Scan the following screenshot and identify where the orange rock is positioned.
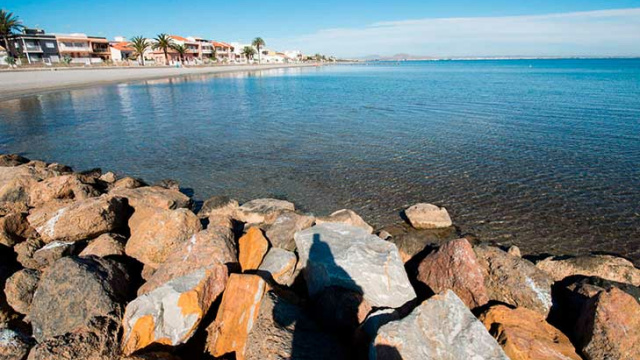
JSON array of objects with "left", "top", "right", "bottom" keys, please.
[
  {"left": 479, "top": 305, "right": 581, "bottom": 360},
  {"left": 28, "top": 174, "right": 100, "bottom": 208},
  {"left": 206, "top": 274, "right": 267, "bottom": 360},
  {"left": 238, "top": 227, "right": 269, "bottom": 271}
]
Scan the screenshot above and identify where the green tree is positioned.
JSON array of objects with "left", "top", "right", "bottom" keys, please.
[
  {"left": 153, "top": 33, "right": 174, "bottom": 65},
  {"left": 129, "top": 36, "right": 149, "bottom": 66},
  {"left": 251, "top": 37, "right": 265, "bottom": 64},
  {"left": 0, "top": 10, "right": 24, "bottom": 58},
  {"left": 4, "top": 56, "right": 15, "bottom": 67},
  {"left": 61, "top": 55, "right": 72, "bottom": 65},
  {"left": 241, "top": 46, "right": 256, "bottom": 62},
  {"left": 171, "top": 43, "right": 187, "bottom": 64}
]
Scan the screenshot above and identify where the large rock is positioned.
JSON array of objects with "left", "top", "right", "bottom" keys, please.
[
  {"left": 28, "top": 196, "right": 128, "bottom": 243},
  {"left": 0, "top": 328, "right": 32, "bottom": 360},
  {"left": 475, "top": 244, "right": 554, "bottom": 315},
  {"left": 313, "top": 286, "right": 372, "bottom": 335},
  {"left": 404, "top": 203, "right": 452, "bottom": 229},
  {"left": 258, "top": 248, "right": 298, "bottom": 286},
  {"left": 0, "top": 212, "right": 35, "bottom": 247},
  {"left": 4, "top": 268, "right": 40, "bottom": 314},
  {"left": 294, "top": 223, "right": 416, "bottom": 308},
  {"left": 235, "top": 198, "right": 295, "bottom": 225},
  {"left": 32, "top": 241, "right": 79, "bottom": 269},
  {"left": 206, "top": 274, "right": 267, "bottom": 360},
  {"left": 316, "top": 209, "right": 373, "bottom": 233},
  {"left": 536, "top": 254, "right": 640, "bottom": 286},
  {"left": 576, "top": 287, "right": 640, "bottom": 360},
  {"left": 122, "top": 267, "right": 228, "bottom": 355},
  {"left": 238, "top": 227, "right": 269, "bottom": 271},
  {"left": 197, "top": 195, "right": 238, "bottom": 219},
  {"left": 380, "top": 222, "right": 459, "bottom": 263},
  {"left": 266, "top": 212, "right": 315, "bottom": 251},
  {"left": 370, "top": 290, "right": 508, "bottom": 360},
  {"left": 244, "top": 291, "right": 348, "bottom": 360},
  {"left": 79, "top": 233, "right": 127, "bottom": 258},
  {"left": 0, "top": 154, "right": 29, "bottom": 167},
  {"left": 111, "top": 186, "right": 191, "bottom": 211},
  {"left": 28, "top": 174, "right": 100, "bottom": 208},
  {"left": 29, "top": 256, "right": 131, "bottom": 341},
  {"left": 479, "top": 305, "right": 581, "bottom": 360},
  {"left": 125, "top": 207, "right": 201, "bottom": 269},
  {"left": 416, "top": 238, "right": 489, "bottom": 309}
]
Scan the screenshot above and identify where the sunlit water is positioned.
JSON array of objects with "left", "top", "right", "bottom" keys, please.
[{"left": 1, "top": 60, "right": 639, "bottom": 263}]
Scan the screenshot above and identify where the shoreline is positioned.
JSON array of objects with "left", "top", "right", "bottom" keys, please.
[{"left": 0, "top": 63, "right": 322, "bottom": 101}]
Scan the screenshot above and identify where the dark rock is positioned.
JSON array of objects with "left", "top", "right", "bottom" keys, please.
[
  {"left": 198, "top": 195, "right": 238, "bottom": 219},
  {"left": 380, "top": 222, "right": 459, "bottom": 263},
  {"left": 0, "top": 154, "right": 30, "bottom": 167},
  {"left": 0, "top": 212, "right": 35, "bottom": 247},
  {"left": 266, "top": 211, "right": 315, "bottom": 251},
  {"left": 312, "top": 286, "right": 372, "bottom": 336},
  {"left": 32, "top": 241, "right": 80, "bottom": 269},
  {"left": 153, "top": 179, "right": 179, "bottom": 190},
  {"left": 14, "top": 238, "right": 45, "bottom": 270}
]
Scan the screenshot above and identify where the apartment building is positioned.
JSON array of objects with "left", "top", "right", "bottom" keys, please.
[
  {"left": 10, "top": 28, "right": 60, "bottom": 64},
  {"left": 55, "top": 33, "right": 111, "bottom": 64},
  {"left": 188, "top": 37, "right": 215, "bottom": 60},
  {"left": 212, "top": 41, "right": 234, "bottom": 62}
]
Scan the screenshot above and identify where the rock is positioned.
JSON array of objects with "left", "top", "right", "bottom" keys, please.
[
  {"left": 0, "top": 170, "right": 38, "bottom": 211},
  {"left": 137, "top": 228, "right": 236, "bottom": 295},
  {"left": 536, "top": 254, "right": 640, "bottom": 286},
  {"left": 475, "top": 244, "right": 554, "bottom": 315},
  {"left": 206, "top": 274, "right": 267, "bottom": 360},
  {"left": 316, "top": 209, "right": 373, "bottom": 233},
  {"left": 111, "top": 177, "right": 145, "bottom": 190},
  {"left": 4, "top": 269, "right": 41, "bottom": 314},
  {"left": 577, "top": 287, "right": 640, "bottom": 360},
  {"left": 295, "top": 223, "right": 416, "bottom": 308},
  {"left": 28, "top": 174, "right": 100, "bottom": 208},
  {"left": 238, "top": 227, "right": 269, "bottom": 271},
  {"left": 416, "top": 238, "right": 489, "bottom": 309},
  {"left": 0, "top": 212, "right": 35, "bottom": 247},
  {"left": 98, "top": 172, "right": 117, "bottom": 184},
  {"left": 380, "top": 222, "right": 459, "bottom": 263},
  {"left": 404, "top": 203, "right": 453, "bottom": 229},
  {"left": 479, "top": 305, "right": 581, "bottom": 360},
  {"left": 125, "top": 207, "right": 201, "bottom": 269},
  {"left": 235, "top": 198, "right": 295, "bottom": 225},
  {"left": 29, "top": 256, "right": 131, "bottom": 341},
  {"left": 370, "top": 290, "right": 508, "bottom": 360},
  {"left": 79, "top": 233, "right": 127, "bottom": 258},
  {"left": 27, "top": 317, "right": 120, "bottom": 360},
  {"left": 122, "top": 267, "right": 227, "bottom": 355},
  {"left": 313, "top": 286, "right": 372, "bottom": 335},
  {"left": 121, "top": 352, "right": 182, "bottom": 360},
  {"left": 153, "top": 179, "right": 179, "bottom": 191},
  {"left": 258, "top": 248, "right": 298, "bottom": 286},
  {"left": 0, "top": 328, "right": 32, "bottom": 360},
  {"left": 0, "top": 154, "right": 29, "bottom": 167},
  {"left": 111, "top": 186, "right": 191, "bottom": 211},
  {"left": 244, "top": 291, "right": 348, "bottom": 360},
  {"left": 28, "top": 196, "right": 128, "bottom": 243},
  {"left": 197, "top": 195, "right": 238, "bottom": 219},
  {"left": 377, "top": 230, "right": 392, "bottom": 240},
  {"left": 266, "top": 212, "right": 315, "bottom": 251},
  {"left": 32, "top": 241, "right": 79, "bottom": 269},
  {"left": 14, "top": 238, "right": 45, "bottom": 269}
]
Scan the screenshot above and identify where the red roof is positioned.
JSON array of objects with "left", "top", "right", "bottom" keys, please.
[
  {"left": 212, "top": 41, "right": 231, "bottom": 48},
  {"left": 169, "top": 35, "right": 188, "bottom": 42},
  {"left": 111, "top": 42, "right": 134, "bottom": 51}
]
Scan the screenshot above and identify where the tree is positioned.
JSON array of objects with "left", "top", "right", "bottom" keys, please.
[
  {"left": 4, "top": 56, "right": 15, "bottom": 67},
  {"left": 130, "top": 36, "right": 149, "bottom": 66},
  {"left": 251, "top": 37, "right": 265, "bottom": 64},
  {"left": 61, "top": 55, "right": 72, "bottom": 65},
  {"left": 171, "top": 43, "right": 187, "bottom": 65},
  {"left": 153, "top": 33, "right": 174, "bottom": 65},
  {"left": 0, "top": 10, "right": 24, "bottom": 58},
  {"left": 241, "top": 46, "right": 256, "bottom": 62}
]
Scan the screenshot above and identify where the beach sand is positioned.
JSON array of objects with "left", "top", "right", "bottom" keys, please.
[{"left": 0, "top": 63, "right": 318, "bottom": 101}]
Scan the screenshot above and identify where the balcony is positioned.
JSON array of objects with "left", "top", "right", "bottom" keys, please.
[{"left": 24, "top": 45, "right": 43, "bottom": 53}]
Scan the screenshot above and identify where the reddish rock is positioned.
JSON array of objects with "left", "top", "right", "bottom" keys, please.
[
  {"left": 238, "top": 227, "right": 269, "bottom": 271},
  {"left": 536, "top": 254, "right": 640, "bottom": 286},
  {"left": 0, "top": 212, "right": 35, "bottom": 247},
  {"left": 4, "top": 269, "right": 40, "bottom": 314},
  {"left": 79, "top": 233, "right": 127, "bottom": 258},
  {"left": 404, "top": 203, "right": 453, "bottom": 229},
  {"left": 479, "top": 305, "right": 581, "bottom": 360},
  {"left": 265, "top": 211, "right": 315, "bottom": 251},
  {"left": 28, "top": 174, "right": 100, "bottom": 208},
  {"left": 111, "top": 186, "right": 191, "bottom": 212},
  {"left": 234, "top": 198, "right": 295, "bottom": 225},
  {"left": 316, "top": 209, "right": 373, "bottom": 233},
  {"left": 206, "top": 274, "right": 267, "bottom": 360},
  {"left": 417, "top": 238, "right": 489, "bottom": 309},
  {"left": 111, "top": 177, "right": 145, "bottom": 190}
]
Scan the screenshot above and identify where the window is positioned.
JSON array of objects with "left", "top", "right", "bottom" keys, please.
[{"left": 45, "top": 42, "right": 55, "bottom": 49}]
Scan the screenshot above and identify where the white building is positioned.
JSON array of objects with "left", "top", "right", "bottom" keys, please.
[{"left": 0, "top": 45, "right": 7, "bottom": 65}]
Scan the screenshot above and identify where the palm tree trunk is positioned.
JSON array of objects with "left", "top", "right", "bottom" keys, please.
[
  {"left": 164, "top": 48, "right": 168, "bottom": 65},
  {"left": 258, "top": 46, "right": 261, "bottom": 64},
  {"left": 2, "top": 35, "right": 13, "bottom": 58}
]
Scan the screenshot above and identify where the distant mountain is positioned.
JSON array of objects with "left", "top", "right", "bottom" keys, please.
[{"left": 359, "top": 53, "right": 439, "bottom": 61}]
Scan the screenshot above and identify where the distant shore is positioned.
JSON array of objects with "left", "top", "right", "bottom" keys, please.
[{"left": 0, "top": 63, "right": 322, "bottom": 101}]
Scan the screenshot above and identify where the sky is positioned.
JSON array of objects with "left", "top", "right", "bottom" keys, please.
[{"left": 4, "top": 0, "right": 640, "bottom": 57}]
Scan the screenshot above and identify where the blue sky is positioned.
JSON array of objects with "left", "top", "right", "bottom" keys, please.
[{"left": 4, "top": 0, "right": 640, "bottom": 57}]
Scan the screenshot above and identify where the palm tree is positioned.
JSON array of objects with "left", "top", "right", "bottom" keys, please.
[
  {"left": 171, "top": 43, "right": 187, "bottom": 65},
  {"left": 241, "top": 46, "right": 256, "bottom": 63},
  {"left": 252, "top": 37, "right": 265, "bottom": 64},
  {"left": 0, "top": 10, "right": 24, "bottom": 58},
  {"left": 153, "top": 33, "right": 174, "bottom": 65},
  {"left": 129, "top": 36, "right": 149, "bottom": 66}
]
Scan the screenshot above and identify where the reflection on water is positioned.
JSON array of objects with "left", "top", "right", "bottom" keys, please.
[{"left": 1, "top": 59, "right": 639, "bottom": 264}]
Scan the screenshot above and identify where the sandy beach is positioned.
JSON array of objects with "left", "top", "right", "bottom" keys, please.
[{"left": 0, "top": 63, "right": 319, "bottom": 101}]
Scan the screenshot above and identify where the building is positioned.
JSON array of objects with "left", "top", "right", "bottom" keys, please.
[
  {"left": 212, "top": 41, "right": 234, "bottom": 62},
  {"left": 188, "top": 37, "right": 215, "bottom": 61},
  {"left": 230, "top": 42, "right": 252, "bottom": 63},
  {"left": 10, "top": 28, "right": 60, "bottom": 64},
  {"left": 0, "top": 45, "right": 7, "bottom": 65},
  {"left": 55, "top": 33, "right": 111, "bottom": 64},
  {"left": 283, "top": 50, "right": 303, "bottom": 62},
  {"left": 110, "top": 41, "right": 135, "bottom": 62}
]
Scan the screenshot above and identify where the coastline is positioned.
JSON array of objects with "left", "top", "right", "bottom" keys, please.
[{"left": 0, "top": 63, "right": 322, "bottom": 101}]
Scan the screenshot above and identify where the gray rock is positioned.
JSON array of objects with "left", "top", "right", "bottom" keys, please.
[
  {"left": 32, "top": 241, "right": 79, "bottom": 269},
  {"left": 235, "top": 198, "right": 295, "bottom": 224},
  {"left": 316, "top": 209, "right": 373, "bottom": 233},
  {"left": 258, "top": 248, "right": 298, "bottom": 286},
  {"left": 404, "top": 203, "right": 453, "bottom": 229},
  {"left": 266, "top": 212, "right": 315, "bottom": 251},
  {"left": 294, "top": 223, "right": 416, "bottom": 308},
  {"left": 370, "top": 290, "right": 509, "bottom": 360}
]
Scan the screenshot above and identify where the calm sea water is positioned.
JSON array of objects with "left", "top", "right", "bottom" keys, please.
[{"left": 1, "top": 59, "right": 639, "bottom": 263}]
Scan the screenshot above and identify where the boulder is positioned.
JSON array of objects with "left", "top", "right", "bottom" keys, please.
[
  {"left": 98, "top": 172, "right": 117, "bottom": 184},
  {"left": 576, "top": 287, "right": 640, "bottom": 360},
  {"left": 379, "top": 222, "right": 459, "bottom": 263},
  {"left": 0, "top": 212, "right": 35, "bottom": 247},
  {"left": 507, "top": 245, "right": 522, "bottom": 257},
  {"left": 111, "top": 186, "right": 191, "bottom": 212},
  {"left": 258, "top": 248, "right": 298, "bottom": 286},
  {"left": 475, "top": 244, "right": 554, "bottom": 315},
  {"left": 404, "top": 203, "right": 452, "bottom": 229},
  {"left": 28, "top": 196, "right": 128, "bottom": 243},
  {"left": 29, "top": 256, "right": 131, "bottom": 341},
  {"left": 32, "top": 241, "right": 79, "bottom": 269},
  {"left": 0, "top": 154, "right": 29, "bottom": 167},
  {"left": 235, "top": 198, "right": 295, "bottom": 225},
  {"left": 153, "top": 179, "right": 179, "bottom": 191},
  {"left": 28, "top": 174, "right": 100, "bottom": 208},
  {"left": 266, "top": 212, "right": 315, "bottom": 251},
  {"left": 125, "top": 207, "right": 201, "bottom": 269},
  {"left": 416, "top": 238, "right": 489, "bottom": 309},
  {"left": 122, "top": 267, "right": 228, "bottom": 355},
  {"left": 79, "top": 233, "right": 127, "bottom": 258},
  {"left": 111, "top": 177, "right": 145, "bottom": 190},
  {"left": 238, "top": 227, "right": 269, "bottom": 271},
  {"left": 0, "top": 328, "right": 32, "bottom": 360},
  {"left": 14, "top": 238, "right": 45, "bottom": 270},
  {"left": 479, "top": 305, "right": 581, "bottom": 360},
  {"left": 294, "top": 223, "right": 416, "bottom": 308},
  {"left": 4, "top": 268, "right": 41, "bottom": 314},
  {"left": 206, "top": 274, "right": 267, "bottom": 360},
  {"left": 536, "top": 254, "right": 640, "bottom": 286},
  {"left": 197, "top": 195, "right": 238, "bottom": 219},
  {"left": 312, "top": 286, "right": 372, "bottom": 335},
  {"left": 316, "top": 209, "right": 373, "bottom": 233},
  {"left": 370, "top": 290, "right": 508, "bottom": 360},
  {"left": 0, "top": 170, "right": 38, "bottom": 212},
  {"left": 244, "top": 291, "right": 348, "bottom": 360}
]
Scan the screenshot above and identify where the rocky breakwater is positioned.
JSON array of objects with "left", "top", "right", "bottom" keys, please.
[{"left": 0, "top": 153, "right": 638, "bottom": 360}]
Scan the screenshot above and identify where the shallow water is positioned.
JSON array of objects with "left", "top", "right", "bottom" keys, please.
[{"left": 1, "top": 60, "right": 639, "bottom": 263}]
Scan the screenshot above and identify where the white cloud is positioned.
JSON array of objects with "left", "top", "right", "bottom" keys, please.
[{"left": 272, "top": 8, "right": 640, "bottom": 58}]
